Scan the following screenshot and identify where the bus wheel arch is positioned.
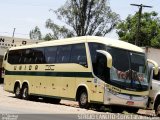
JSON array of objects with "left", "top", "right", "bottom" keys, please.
[
  {"left": 14, "top": 81, "right": 21, "bottom": 98},
  {"left": 154, "top": 95, "right": 160, "bottom": 117},
  {"left": 76, "top": 86, "right": 89, "bottom": 109},
  {"left": 21, "top": 82, "right": 30, "bottom": 100}
]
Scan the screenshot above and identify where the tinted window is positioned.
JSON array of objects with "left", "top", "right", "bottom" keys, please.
[
  {"left": 45, "top": 46, "right": 57, "bottom": 63},
  {"left": 130, "top": 53, "right": 145, "bottom": 72},
  {"left": 89, "top": 43, "right": 106, "bottom": 64},
  {"left": 70, "top": 43, "right": 87, "bottom": 67},
  {"left": 34, "top": 48, "right": 45, "bottom": 64},
  {"left": 56, "top": 45, "right": 71, "bottom": 63},
  {"left": 8, "top": 50, "right": 21, "bottom": 64},
  {"left": 23, "top": 49, "right": 35, "bottom": 64},
  {"left": 108, "top": 47, "right": 130, "bottom": 71},
  {"left": 89, "top": 43, "right": 109, "bottom": 81}
]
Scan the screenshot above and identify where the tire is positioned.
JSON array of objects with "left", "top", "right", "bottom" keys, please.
[
  {"left": 22, "top": 85, "right": 29, "bottom": 100},
  {"left": 78, "top": 90, "right": 89, "bottom": 108},
  {"left": 110, "top": 106, "right": 124, "bottom": 113},
  {"left": 14, "top": 84, "right": 21, "bottom": 98},
  {"left": 155, "top": 102, "right": 160, "bottom": 117}
]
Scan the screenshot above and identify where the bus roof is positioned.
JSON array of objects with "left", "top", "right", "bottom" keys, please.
[{"left": 9, "top": 36, "right": 144, "bottom": 53}]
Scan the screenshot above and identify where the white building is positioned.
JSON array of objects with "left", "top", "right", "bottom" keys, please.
[
  {"left": 144, "top": 47, "right": 160, "bottom": 66},
  {"left": 0, "top": 36, "right": 43, "bottom": 68}
]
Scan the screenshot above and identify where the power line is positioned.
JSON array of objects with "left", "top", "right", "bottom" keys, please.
[{"left": 0, "top": 31, "right": 29, "bottom": 36}]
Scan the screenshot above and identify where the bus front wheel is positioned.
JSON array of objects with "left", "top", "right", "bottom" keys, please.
[
  {"left": 22, "top": 85, "right": 29, "bottom": 100},
  {"left": 155, "top": 102, "right": 160, "bottom": 117},
  {"left": 78, "top": 90, "right": 89, "bottom": 109}
]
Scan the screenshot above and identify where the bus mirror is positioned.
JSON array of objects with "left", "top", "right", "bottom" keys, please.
[
  {"left": 147, "top": 59, "right": 158, "bottom": 75},
  {"left": 96, "top": 50, "right": 112, "bottom": 68}
]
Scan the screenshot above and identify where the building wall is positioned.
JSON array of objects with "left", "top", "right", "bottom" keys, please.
[
  {"left": 0, "top": 36, "right": 44, "bottom": 68},
  {"left": 144, "top": 47, "right": 160, "bottom": 66}
]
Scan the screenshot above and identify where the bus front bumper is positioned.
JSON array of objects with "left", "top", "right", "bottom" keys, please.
[{"left": 104, "top": 90, "right": 148, "bottom": 109}]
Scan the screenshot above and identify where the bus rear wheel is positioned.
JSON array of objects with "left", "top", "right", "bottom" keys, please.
[
  {"left": 14, "top": 84, "right": 21, "bottom": 98},
  {"left": 78, "top": 90, "right": 89, "bottom": 108},
  {"left": 22, "top": 85, "right": 29, "bottom": 100}
]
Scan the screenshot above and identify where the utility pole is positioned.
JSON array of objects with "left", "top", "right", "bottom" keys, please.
[
  {"left": 12, "top": 28, "right": 16, "bottom": 38},
  {"left": 130, "top": 4, "right": 152, "bottom": 46}
]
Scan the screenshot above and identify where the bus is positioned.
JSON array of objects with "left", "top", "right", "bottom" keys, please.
[{"left": 3, "top": 36, "right": 158, "bottom": 113}]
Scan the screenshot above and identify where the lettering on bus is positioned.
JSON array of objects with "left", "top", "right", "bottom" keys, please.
[
  {"left": 35, "top": 65, "right": 38, "bottom": 70},
  {"left": 45, "top": 65, "right": 55, "bottom": 71},
  {"left": 14, "top": 66, "right": 17, "bottom": 70},
  {"left": 13, "top": 65, "right": 39, "bottom": 71},
  {"left": 111, "top": 86, "right": 121, "bottom": 93},
  {"left": 19, "top": 66, "right": 22, "bottom": 70},
  {"left": 29, "top": 65, "right": 32, "bottom": 70}
]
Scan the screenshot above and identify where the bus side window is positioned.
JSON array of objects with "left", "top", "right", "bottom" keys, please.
[
  {"left": 34, "top": 48, "right": 45, "bottom": 64},
  {"left": 45, "top": 46, "right": 57, "bottom": 64},
  {"left": 56, "top": 45, "right": 71, "bottom": 63},
  {"left": 70, "top": 43, "right": 87, "bottom": 67},
  {"left": 19, "top": 49, "right": 26, "bottom": 64},
  {"left": 8, "top": 50, "right": 21, "bottom": 64}
]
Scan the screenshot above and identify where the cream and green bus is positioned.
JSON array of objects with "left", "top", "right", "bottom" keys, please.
[{"left": 3, "top": 36, "right": 158, "bottom": 113}]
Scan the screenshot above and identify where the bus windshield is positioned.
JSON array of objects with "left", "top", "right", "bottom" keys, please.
[{"left": 89, "top": 43, "right": 148, "bottom": 91}]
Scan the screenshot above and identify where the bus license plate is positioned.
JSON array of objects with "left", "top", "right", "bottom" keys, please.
[{"left": 126, "top": 101, "right": 134, "bottom": 105}]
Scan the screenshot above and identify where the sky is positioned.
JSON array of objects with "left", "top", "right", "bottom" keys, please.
[{"left": 0, "top": 0, "right": 160, "bottom": 39}]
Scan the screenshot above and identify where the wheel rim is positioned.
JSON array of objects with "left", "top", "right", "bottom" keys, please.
[
  {"left": 80, "top": 92, "right": 87, "bottom": 105},
  {"left": 15, "top": 86, "right": 20, "bottom": 96},
  {"left": 23, "top": 87, "right": 28, "bottom": 98},
  {"left": 156, "top": 105, "right": 160, "bottom": 116}
]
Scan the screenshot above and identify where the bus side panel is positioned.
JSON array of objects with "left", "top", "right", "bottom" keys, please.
[
  {"left": 46, "top": 76, "right": 59, "bottom": 98},
  {"left": 91, "top": 79, "right": 105, "bottom": 103},
  {"left": 52, "top": 64, "right": 77, "bottom": 99},
  {"left": 4, "top": 75, "right": 15, "bottom": 92}
]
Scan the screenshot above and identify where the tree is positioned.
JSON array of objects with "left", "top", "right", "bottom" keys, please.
[
  {"left": 116, "top": 11, "right": 160, "bottom": 48},
  {"left": 29, "top": 26, "right": 42, "bottom": 40},
  {"left": 46, "top": 0, "right": 119, "bottom": 39},
  {"left": 43, "top": 33, "right": 56, "bottom": 41},
  {"left": 45, "top": 19, "right": 74, "bottom": 39}
]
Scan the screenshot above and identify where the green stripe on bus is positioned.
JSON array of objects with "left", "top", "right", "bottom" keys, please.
[{"left": 5, "top": 70, "right": 94, "bottom": 78}]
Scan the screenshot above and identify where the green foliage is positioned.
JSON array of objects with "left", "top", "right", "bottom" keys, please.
[
  {"left": 29, "top": 26, "right": 42, "bottom": 40},
  {"left": 45, "top": 19, "right": 74, "bottom": 39},
  {"left": 43, "top": 33, "right": 55, "bottom": 41},
  {"left": 46, "top": 0, "right": 119, "bottom": 39},
  {"left": 116, "top": 11, "right": 160, "bottom": 48}
]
